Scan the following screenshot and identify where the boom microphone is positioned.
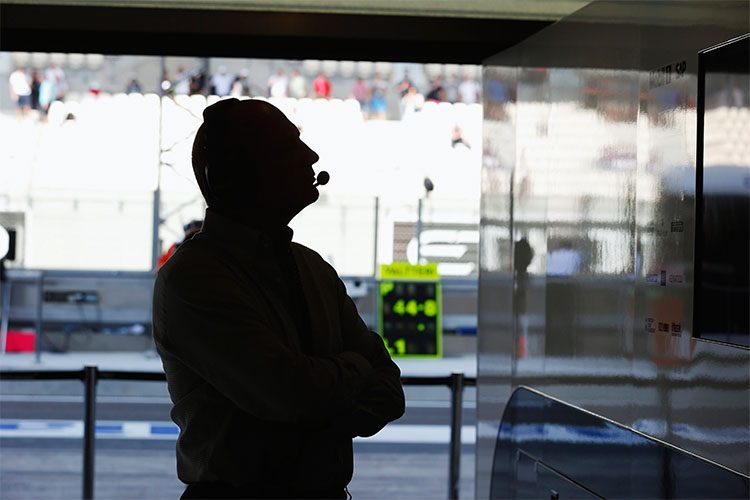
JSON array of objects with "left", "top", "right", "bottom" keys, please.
[{"left": 313, "top": 171, "right": 330, "bottom": 187}]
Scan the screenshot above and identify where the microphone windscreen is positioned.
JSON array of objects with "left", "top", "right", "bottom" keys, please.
[{"left": 316, "top": 171, "right": 330, "bottom": 186}]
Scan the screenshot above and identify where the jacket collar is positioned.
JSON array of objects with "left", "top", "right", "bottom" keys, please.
[
  {"left": 200, "top": 208, "right": 293, "bottom": 256},
  {"left": 202, "top": 208, "right": 337, "bottom": 355}
]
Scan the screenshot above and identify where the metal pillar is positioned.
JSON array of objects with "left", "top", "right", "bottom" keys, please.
[
  {"left": 34, "top": 272, "right": 43, "bottom": 364},
  {"left": 82, "top": 365, "right": 98, "bottom": 500},
  {"left": 416, "top": 197, "right": 423, "bottom": 263},
  {"left": 151, "top": 188, "right": 161, "bottom": 270},
  {"left": 448, "top": 372, "right": 464, "bottom": 500},
  {"left": 373, "top": 196, "right": 380, "bottom": 276},
  {"left": 0, "top": 266, "right": 10, "bottom": 354},
  {"left": 151, "top": 56, "right": 166, "bottom": 270}
]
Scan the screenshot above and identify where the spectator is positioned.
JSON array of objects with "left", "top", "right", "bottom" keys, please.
[
  {"left": 369, "top": 72, "right": 388, "bottom": 120},
  {"left": 267, "top": 68, "right": 288, "bottom": 98},
  {"left": 401, "top": 85, "right": 424, "bottom": 119},
  {"left": 157, "top": 220, "right": 203, "bottom": 270},
  {"left": 486, "top": 76, "right": 509, "bottom": 120},
  {"left": 544, "top": 239, "right": 581, "bottom": 355},
  {"left": 312, "top": 72, "right": 331, "bottom": 98},
  {"left": 426, "top": 75, "right": 446, "bottom": 102},
  {"left": 487, "top": 77, "right": 508, "bottom": 103},
  {"left": 458, "top": 74, "right": 481, "bottom": 104},
  {"left": 288, "top": 69, "right": 307, "bottom": 98},
  {"left": 174, "top": 67, "right": 190, "bottom": 95},
  {"left": 395, "top": 72, "right": 413, "bottom": 99},
  {"left": 547, "top": 240, "right": 582, "bottom": 276},
  {"left": 230, "top": 69, "right": 250, "bottom": 97},
  {"left": 30, "top": 69, "right": 42, "bottom": 110},
  {"left": 450, "top": 123, "right": 471, "bottom": 149},
  {"left": 126, "top": 78, "right": 142, "bottom": 94},
  {"left": 45, "top": 63, "right": 67, "bottom": 100},
  {"left": 89, "top": 81, "right": 101, "bottom": 97},
  {"left": 189, "top": 72, "right": 206, "bottom": 95},
  {"left": 513, "top": 237, "right": 534, "bottom": 356},
  {"left": 38, "top": 73, "right": 56, "bottom": 121},
  {"left": 211, "top": 66, "right": 234, "bottom": 97},
  {"left": 444, "top": 72, "right": 460, "bottom": 103},
  {"left": 9, "top": 67, "right": 32, "bottom": 117},
  {"left": 351, "top": 77, "right": 370, "bottom": 117}
]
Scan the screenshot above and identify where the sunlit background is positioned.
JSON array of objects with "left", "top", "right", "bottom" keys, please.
[{"left": 0, "top": 52, "right": 482, "bottom": 276}]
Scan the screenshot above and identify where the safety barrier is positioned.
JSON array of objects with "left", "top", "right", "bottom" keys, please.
[{"left": 0, "top": 367, "right": 475, "bottom": 500}]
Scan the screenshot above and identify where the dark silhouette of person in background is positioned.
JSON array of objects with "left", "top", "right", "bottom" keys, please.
[
  {"left": 513, "top": 238, "right": 534, "bottom": 358},
  {"left": 156, "top": 219, "right": 203, "bottom": 270},
  {"left": 545, "top": 238, "right": 582, "bottom": 356},
  {"left": 450, "top": 123, "right": 471, "bottom": 149},
  {"left": 152, "top": 98, "right": 405, "bottom": 499}
]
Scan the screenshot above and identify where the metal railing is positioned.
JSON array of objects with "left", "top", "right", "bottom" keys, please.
[
  {"left": 0, "top": 367, "right": 475, "bottom": 500},
  {"left": 1, "top": 269, "right": 479, "bottom": 359}
]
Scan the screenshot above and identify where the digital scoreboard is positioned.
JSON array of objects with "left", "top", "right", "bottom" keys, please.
[{"left": 378, "top": 263, "right": 442, "bottom": 358}]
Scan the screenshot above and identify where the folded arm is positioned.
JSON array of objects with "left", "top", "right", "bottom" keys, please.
[
  {"left": 333, "top": 274, "right": 406, "bottom": 437},
  {"left": 154, "top": 261, "right": 374, "bottom": 426}
]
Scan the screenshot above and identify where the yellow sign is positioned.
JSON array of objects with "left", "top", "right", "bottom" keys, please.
[{"left": 380, "top": 262, "right": 439, "bottom": 280}]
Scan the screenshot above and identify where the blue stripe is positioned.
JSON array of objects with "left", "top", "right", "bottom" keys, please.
[
  {"left": 150, "top": 424, "right": 178, "bottom": 435},
  {"left": 0, "top": 423, "right": 19, "bottom": 430},
  {"left": 48, "top": 422, "right": 75, "bottom": 429},
  {"left": 96, "top": 424, "right": 123, "bottom": 433}
]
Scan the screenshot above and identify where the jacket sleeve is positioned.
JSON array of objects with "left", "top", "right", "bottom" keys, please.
[
  {"left": 333, "top": 271, "right": 406, "bottom": 436},
  {"left": 154, "top": 256, "right": 373, "bottom": 426}
]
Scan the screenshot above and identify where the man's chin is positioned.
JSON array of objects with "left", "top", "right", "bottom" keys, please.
[{"left": 288, "top": 189, "right": 320, "bottom": 220}]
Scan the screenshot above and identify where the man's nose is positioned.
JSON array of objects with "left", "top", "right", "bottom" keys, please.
[{"left": 307, "top": 144, "right": 320, "bottom": 164}]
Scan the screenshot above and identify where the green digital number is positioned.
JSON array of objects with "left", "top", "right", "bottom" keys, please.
[
  {"left": 394, "top": 338, "right": 406, "bottom": 355},
  {"left": 406, "top": 299, "right": 418, "bottom": 316},
  {"left": 380, "top": 282, "right": 394, "bottom": 295},
  {"left": 424, "top": 299, "right": 438, "bottom": 317},
  {"left": 392, "top": 299, "right": 422, "bottom": 317},
  {"left": 393, "top": 299, "right": 405, "bottom": 315},
  {"left": 383, "top": 337, "right": 395, "bottom": 356}
]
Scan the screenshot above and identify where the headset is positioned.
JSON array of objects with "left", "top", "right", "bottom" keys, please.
[{"left": 201, "top": 98, "right": 240, "bottom": 204}]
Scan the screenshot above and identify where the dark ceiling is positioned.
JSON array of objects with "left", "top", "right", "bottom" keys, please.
[{"left": 1, "top": 3, "right": 552, "bottom": 63}]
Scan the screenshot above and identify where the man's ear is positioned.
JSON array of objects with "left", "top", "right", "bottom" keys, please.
[
  {"left": 192, "top": 124, "right": 214, "bottom": 205},
  {"left": 206, "top": 146, "right": 256, "bottom": 204}
]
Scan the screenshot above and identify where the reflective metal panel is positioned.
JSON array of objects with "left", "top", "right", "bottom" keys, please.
[
  {"left": 491, "top": 388, "right": 749, "bottom": 498},
  {"left": 479, "top": 1, "right": 749, "bottom": 497}
]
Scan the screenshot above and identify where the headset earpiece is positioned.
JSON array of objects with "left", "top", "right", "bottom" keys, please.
[{"left": 199, "top": 98, "right": 254, "bottom": 206}]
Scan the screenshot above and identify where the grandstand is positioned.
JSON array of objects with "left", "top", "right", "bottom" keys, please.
[{"left": 2, "top": 60, "right": 746, "bottom": 278}]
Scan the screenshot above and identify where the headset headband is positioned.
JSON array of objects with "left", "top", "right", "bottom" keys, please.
[{"left": 201, "top": 98, "right": 241, "bottom": 201}]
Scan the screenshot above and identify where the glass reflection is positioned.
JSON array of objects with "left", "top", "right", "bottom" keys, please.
[
  {"left": 478, "top": 3, "right": 750, "bottom": 495},
  {"left": 697, "top": 35, "right": 750, "bottom": 347}
]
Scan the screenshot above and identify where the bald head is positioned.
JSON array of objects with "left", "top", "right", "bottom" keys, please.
[
  {"left": 192, "top": 98, "right": 320, "bottom": 224},
  {"left": 193, "top": 99, "right": 292, "bottom": 205}
]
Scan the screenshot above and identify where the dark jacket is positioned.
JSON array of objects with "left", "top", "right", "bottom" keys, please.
[{"left": 153, "top": 209, "right": 404, "bottom": 495}]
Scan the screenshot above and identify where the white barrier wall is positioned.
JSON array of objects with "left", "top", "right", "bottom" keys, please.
[{"left": 0, "top": 94, "right": 482, "bottom": 273}]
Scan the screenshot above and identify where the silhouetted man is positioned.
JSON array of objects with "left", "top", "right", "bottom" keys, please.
[{"left": 153, "top": 98, "right": 405, "bottom": 499}]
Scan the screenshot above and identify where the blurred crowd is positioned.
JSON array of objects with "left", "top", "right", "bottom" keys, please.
[
  {"left": 8, "top": 64, "right": 68, "bottom": 120},
  {"left": 154, "top": 65, "right": 482, "bottom": 120},
  {"left": 9, "top": 61, "right": 482, "bottom": 122}
]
